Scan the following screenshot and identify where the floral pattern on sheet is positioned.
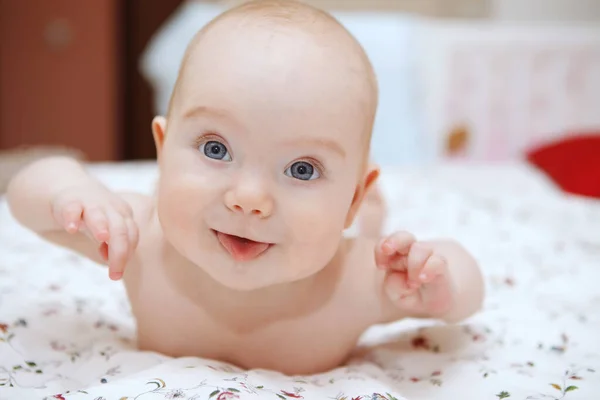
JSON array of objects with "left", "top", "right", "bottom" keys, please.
[{"left": 1, "top": 162, "right": 599, "bottom": 400}]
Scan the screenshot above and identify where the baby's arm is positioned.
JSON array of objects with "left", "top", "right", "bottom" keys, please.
[
  {"left": 7, "top": 157, "right": 145, "bottom": 280},
  {"left": 375, "top": 232, "right": 484, "bottom": 324}
]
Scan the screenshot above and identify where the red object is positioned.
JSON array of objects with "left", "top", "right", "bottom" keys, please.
[
  {"left": 526, "top": 134, "right": 600, "bottom": 199},
  {"left": 281, "top": 391, "right": 303, "bottom": 399}
]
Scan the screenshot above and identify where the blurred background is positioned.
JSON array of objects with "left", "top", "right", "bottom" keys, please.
[{"left": 1, "top": 0, "right": 599, "bottom": 191}]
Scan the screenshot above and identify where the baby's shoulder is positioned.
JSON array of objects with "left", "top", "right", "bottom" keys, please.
[
  {"left": 333, "top": 237, "right": 388, "bottom": 325},
  {"left": 340, "top": 236, "right": 377, "bottom": 269}
]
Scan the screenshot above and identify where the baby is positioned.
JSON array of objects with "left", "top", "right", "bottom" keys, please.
[{"left": 7, "top": 0, "right": 484, "bottom": 375}]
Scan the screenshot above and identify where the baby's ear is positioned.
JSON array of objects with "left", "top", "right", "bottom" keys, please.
[
  {"left": 344, "top": 163, "right": 380, "bottom": 229},
  {"left": 152, "top": 116, "right": 167, "bottom": 160},
  {"left": 362, "top": 162, "right": 380, "bottom": 194}
]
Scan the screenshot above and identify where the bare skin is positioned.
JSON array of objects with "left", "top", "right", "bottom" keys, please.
[{"left": 6, "top": 0, "right": 484, "bottom": 375}]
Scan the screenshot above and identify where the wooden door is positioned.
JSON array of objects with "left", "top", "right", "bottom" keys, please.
[{"left": 0, "top": 0, "right": 121, "bottom": 161}]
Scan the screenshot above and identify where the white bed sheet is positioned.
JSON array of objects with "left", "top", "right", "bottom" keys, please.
[{"left": 1, "top": 162, "right": 599, "bottom": 400}]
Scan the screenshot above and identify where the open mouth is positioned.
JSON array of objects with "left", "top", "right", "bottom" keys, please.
[{"left": 212, "top": 230, "right": 273, "bottom": 262}]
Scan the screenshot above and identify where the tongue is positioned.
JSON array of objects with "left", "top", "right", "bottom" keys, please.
[{"left": 216, "top": 232, "right": 270, "bottom": 262}]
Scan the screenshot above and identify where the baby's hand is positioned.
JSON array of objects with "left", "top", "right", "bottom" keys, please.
[
  {"left": 51, "top": 182, "right": 138, "bottom": 280},
  {"left": 375, "top": 231, "right": 453, "bottom": 317}
]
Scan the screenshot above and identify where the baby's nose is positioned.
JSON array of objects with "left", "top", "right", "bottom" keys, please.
[{"left": 224, "top": 185, "right": 274, "bottom": 218}]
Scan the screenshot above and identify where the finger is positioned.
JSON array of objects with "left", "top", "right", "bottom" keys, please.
[
  {"left": 375, "top": 232, "right": 415, "bottom": 269},
  {"left": 115, "top": 201, "right": 133, "bottom": 219},
  {"left": 61, "top": 202, "right": 83, "bottom": 234},
  {"left": 375, "top": 241, "right": 387, "bottom": 269},
  {"left": 420, "top": 278, "right": 453, "bottom": 316},
  {"left": 98, "top": 242, "right": 109, "bottom": 262},
  {"left": 395, "top": 290, "right": 423, "bottom": 313},
  {"left": 384, "top": 271, "right": 416, "bottom": 303},
  {"left": 418, "top": 255, "right": 447, "bottom": 283},
  {"left": 106, "top": 210, "right": 129, "bottom": 281},
  {"left": 385, "top": 273, "right": 423, "bottom": 312},
  {"left": 383, "top": 231, "right": 416, "bottom": 256},
  {"left": 83, "top": 207, "right": 109, "bottom": 242},
  {"left": 125, "top": 218, "right": 139, "bottom": 251},
  {"left": 407, "top": 242, "right": 434, "bottom": 286},
  {"left": 375, "top": 244, "right": 407, "bottom": 270}
]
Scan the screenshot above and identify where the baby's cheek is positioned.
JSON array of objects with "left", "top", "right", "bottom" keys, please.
[
  {"left": 290, "top": 202, "right": 345, "bottom": 240},
  {"left": 158, "top": 178, "right": 206, "bottom": 233},
  {"left": 286, "top": 198, "right": 348, "bottom": 265}
]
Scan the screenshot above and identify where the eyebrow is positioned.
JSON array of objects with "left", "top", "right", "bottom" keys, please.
[
  {"left": 182, "top": 106, "right": 345, "bottom": 157},
  {"left": 182, "top": 105, "right": 232, "bottom": 120},
  {"left": 285, "top": 138, "right": 346, "bottom": 158}
]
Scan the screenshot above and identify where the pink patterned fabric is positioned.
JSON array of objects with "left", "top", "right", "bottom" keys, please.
[{"left": 1, "top": 163, "right": 599, "bottom": 400}]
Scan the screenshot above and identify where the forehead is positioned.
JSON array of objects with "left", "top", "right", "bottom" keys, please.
[{"left": 173, "top": 21, "right": 371, "bottom": 143}]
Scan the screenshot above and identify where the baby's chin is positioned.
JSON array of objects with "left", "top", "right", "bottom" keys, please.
[
  {"left": 213, "top": 278, "right": 287, "bottom": 292},
  {"left": 199, "top": 262, "right": 325, "bottom": 292}
]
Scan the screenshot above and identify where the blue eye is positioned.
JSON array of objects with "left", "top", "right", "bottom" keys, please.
[
  {"left": 200, "top": 140, "right": 232, "bottom": 161},
  {"left": 285, "top": 161, "right": 320, "bottom": 181}
]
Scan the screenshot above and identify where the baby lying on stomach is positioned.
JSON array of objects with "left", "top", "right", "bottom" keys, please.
[{"left": 7, "top": 0, "right": 484, "bottom": 375}]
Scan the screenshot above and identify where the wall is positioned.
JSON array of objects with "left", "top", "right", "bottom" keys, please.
[
  {"left": 220, "top": 0, "right": 491, "bottom": 18},
  {"left": 491, "top": 0, "right": 600, "bottom": 21}
]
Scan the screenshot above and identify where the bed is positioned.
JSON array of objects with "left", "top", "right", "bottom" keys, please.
[{"left": 1, "top": 161, "right": 599, "bottom": 400}]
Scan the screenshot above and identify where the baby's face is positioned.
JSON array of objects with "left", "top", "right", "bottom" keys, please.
[{"left": 154, "top": 21, "right": 375, "bottom": 290}]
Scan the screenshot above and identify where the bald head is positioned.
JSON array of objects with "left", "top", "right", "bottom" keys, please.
[
  {"left": 163, "top": 0, "right": 378, "bottom": 170},
  {"left": 170, "top": 2, "right": 376, "bottom": 118}
]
